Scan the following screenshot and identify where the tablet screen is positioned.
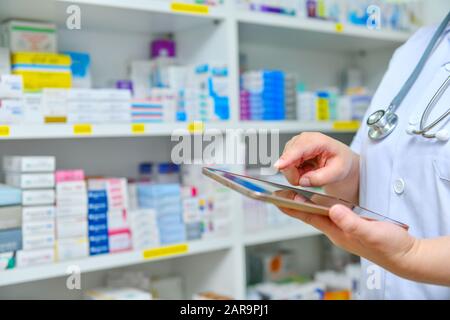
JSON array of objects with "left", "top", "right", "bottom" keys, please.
[{"left": 205, "top": 168, "right": 408, "bottom": 229}]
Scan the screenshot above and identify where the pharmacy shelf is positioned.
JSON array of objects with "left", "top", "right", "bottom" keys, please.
[
  {"left": 0, "top": 237, "right": 232, "bottom": 287},
  {"left": 244, "top": 223, "right": 321, "bottom": 246},
  {"left": 237, "top": 120, "right": 360, "bottom": 134},
  {"left": 58, "top": 0, "right": 227, "bottom": 19},
  {"left": 0, "top": 121, "right": 359, "bottom": 140},
  {"left": 238, "top": 11, "right": 411, "bottom": 51}
]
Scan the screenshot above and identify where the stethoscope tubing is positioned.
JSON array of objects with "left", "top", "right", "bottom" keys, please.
[{"left": 412, "top": 74, "right": 450, "bottom": 137}]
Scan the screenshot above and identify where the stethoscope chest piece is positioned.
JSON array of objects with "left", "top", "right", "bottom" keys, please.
[{"left": 367, "top": 109, "right": 399, "bottom": 140}]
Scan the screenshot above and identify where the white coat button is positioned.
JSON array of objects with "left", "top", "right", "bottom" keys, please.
[
  {"left": 393, "top": 178, "right": 405, "bottom": 195},
  {"left": 409, "top": 115, "right": 420, "bottom": 125}
]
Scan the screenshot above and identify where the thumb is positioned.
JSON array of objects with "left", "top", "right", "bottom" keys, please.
[{"left": 329, "top": 204, "right": 375, "bottom": 240}]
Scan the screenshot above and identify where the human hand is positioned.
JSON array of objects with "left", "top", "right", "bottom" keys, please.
[
  {"left": 274, "top": 132, "right": 357, "bottom": 188},
  {"left": 277, "top": 194, "right": 419, "bottom": 277}
]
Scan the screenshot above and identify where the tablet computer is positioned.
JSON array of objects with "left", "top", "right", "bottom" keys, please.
[{"left": 203, "top": 167, "right": 408, "bottom": 229}]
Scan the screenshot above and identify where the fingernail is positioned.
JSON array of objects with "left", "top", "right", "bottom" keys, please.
[
  {"left": 273, "top": 159, "right": 283, "bottom": 168},
  {"left": 299, "top": 177, "right": 311, "bottom": 187}
]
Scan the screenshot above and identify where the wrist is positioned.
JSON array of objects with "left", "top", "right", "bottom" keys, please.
[{"left": 395, "top": 237, "right": 423, "bottom": 279}]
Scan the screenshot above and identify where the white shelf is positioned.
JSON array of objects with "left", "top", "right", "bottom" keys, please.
[
  {"left": 244, "top": 223, "right": 321, "bottom": 246},
  {"left": 59, "top": 0, "right": 227, "bottom": 19},
  {"left": 238, "top": 11, "right": 411, "bottom": 43},
  {"left": 0, "top": 238, "right": 232, "bottom": 287},
  {"left": 0, "top": 121, "right": 358, "bottom": 140}
]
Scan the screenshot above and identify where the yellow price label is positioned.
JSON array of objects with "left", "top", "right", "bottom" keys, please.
[
  {"left": 335, "top": 23, "right": 344, "bottom": 33},
  {"left": 171, "top": 2, "right": 209, "bottom": 15},
  {"left": 332, "top": 120, "right": 360, "bottom": 131},
  {"left": 142, "top": 244, "right": 189, "bottom": 260},
  {"left": 187, "top": 121, "right": 204, "bottom": 133},
  {"left": 44, "top": 116, "right": 67, "bottom": 124},
  {"left": 0, "top": 125, "right": 10, "bottom": 137},
  {"left": 73, "top": 124, "right": 92, "bottom": 135},
  {"left": 132, "top": 123, "right": 145, "bottom": 134}
]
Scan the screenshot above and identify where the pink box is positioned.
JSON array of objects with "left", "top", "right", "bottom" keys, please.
[
  {"left": 55, "top": 169, "right": 85, "bottom": 183},
  {"left": 109, "top": 230, "right": 132, "bottom": 253}
]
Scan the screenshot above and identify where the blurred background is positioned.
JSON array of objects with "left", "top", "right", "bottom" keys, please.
[{"left": 0, "top": 0, "right": 449, "bottom": 300}]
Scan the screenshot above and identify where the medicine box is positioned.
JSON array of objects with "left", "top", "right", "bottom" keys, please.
[
  {"left": 1, "top": 20, "right": 57, "bottom": 53},
  {"left": 0, "top": 74, "right": 23, "bottom": 99},
  {"left": 11, "top": 52, "right": 71, "bottom": 91},
  {"left": 56, "top": 216, "right": 88, "bottom": 239},
  {"left": 0, "top": 228, "right": 22, "bottom": 253},
  {"left": 16, "top": 248, "right": 55, "bottom": 268},
  {"left": 0, "top": 206, "right": 21, "bottom": 230},
  {"left": 0, "top": 99, "right": 24, "bottom": 124},
  {"left": 0, "top": 184, "right": 22, "bottom": 206},
  {"left": 5, "top": 173, "right": 55, "bottom": 189},
  {"left": 22, "top": 219, "right": 55, "bottom": 237},
  {"left": 22, "top": 189, "right": 55, "bottom": 206},
  {"left": 3, "top": 156, "right": 55, "bottom": 173},
  {"left": 22, "top": 206, "right": 55, "bottom": 222},
  {"left": 56, "top": 237, "right": 89, "bottom": 261},
  {"left": 22, "top": 233, "right": 54, "bottom": 251},
  {"left": 0, "top": 47, "right": 10, "bottom": 74},
  {"left": 56, "top": 205, "right": 88, "bottom": 218}
]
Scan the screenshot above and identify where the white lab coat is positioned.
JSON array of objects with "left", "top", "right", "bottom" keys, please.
[{"left": 351, "top": 24, "right": 450, "bottom": 299}]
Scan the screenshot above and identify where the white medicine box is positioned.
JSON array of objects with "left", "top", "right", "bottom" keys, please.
[{"left": 1, "top": 20, "right": 57, "bottom": 53}]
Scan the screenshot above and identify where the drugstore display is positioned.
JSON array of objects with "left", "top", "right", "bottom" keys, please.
[
  {"left": 246, "top": 244, "right": 361, "bottom": 300},
  {"left": 240, "top": 68, "right": 372, "bottom": 122},
  {"left": 237, "top": 0, "right": 421, "bottom": 31},
  {"left": 0, "top": 0, "right": 432, "bottom": 300},
  {"left": 0, "top": 156, "right": 232, "bottom": 270},
  {"left": 0, "top": 19, "right": 230, "bottom": 125}
]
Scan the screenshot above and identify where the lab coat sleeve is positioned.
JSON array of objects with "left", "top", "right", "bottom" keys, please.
[{"left": 350, "top": 26, "right": 435, "bottom": 155}]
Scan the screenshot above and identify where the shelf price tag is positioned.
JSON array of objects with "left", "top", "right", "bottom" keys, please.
[
  {"left": 332, "top": 120, "right": 360, "bottom": 131},
  {"left": 187, "top": 121, "right": 204, "bottom": 134},
  {"left": 0, "top": 125, "right": 10, "bottom": 137},
  {"left": 335, "top": 23, "right": 344, "bottom": 33},
  {"left": 73, "top": 124, "right": 92, "bottom": 135},
  {"left": 171, "top": 2, "right": 209, "bottom": 15},
  {"left": 132, "top": 123, "right": 146, "bottom": 134},
  {"left": 142, "top": 244, "right": 189, "bottom": 260}
]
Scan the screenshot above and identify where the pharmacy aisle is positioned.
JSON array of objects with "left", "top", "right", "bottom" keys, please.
[{"left": 0, "top": 0, "right": 442, "bottom": 302}]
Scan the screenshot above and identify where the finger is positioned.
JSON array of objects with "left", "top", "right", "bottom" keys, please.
[
  {"left": 274, "top": 134, "right": 322, "bottom": 170},
  {"left": 278, "top": 203, "right": 341, "bottom": 237},
  {"left": 300, "top": 158, "right": 343, "bottom": 186},
  {"left": 329, "top": 205, "right": 378, "bottom": 241},
  {"left": 281, "top": 166, "right": 300, "bottom": 185}
]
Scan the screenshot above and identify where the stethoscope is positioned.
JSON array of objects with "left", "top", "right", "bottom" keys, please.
[{"left": 367, "top": 11, "right": 450, "bottom": 142}]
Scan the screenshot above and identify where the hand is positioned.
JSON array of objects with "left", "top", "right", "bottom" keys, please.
[
  {"left": 274, "top": 132, "right": 357, "bottom": 188},
  {"left": 278, "top": 198, "right": 419, "bottom": 277}
]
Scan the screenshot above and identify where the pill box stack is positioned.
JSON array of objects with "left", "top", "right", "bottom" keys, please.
[
  {"left": 88, "top": 178, "right": 132, "bottom": 253},
  {"left": 0, "top": 183, "right": 22, "bottom": 258},
  {"left": 41, "top": 88, "right": 132, "bottom": 124},
  {"left": 131, "top": 88, "right": 177, "bottom": 123},
  {"left": 128, "top": 208, "right": 160, "bottom": 250},
  {"left": 137, "top": 183, "right": 186, "bottom": 245},
  {"left": 284, "top": 74, "right": 297, "bottom": 120},
  {"left": 55, "top": 170, "right": 89, "bottom": 261},
  {"left": 0, "top": 74, "right": 24, "bottom": 124},
  {"left": 11, "top": 52, "right": 72, "bottom": 92},
  {"left": 240, "top": 70, "right": 286, "bottom": 120},
  {"left": 3, "top": 156, "right": 56, "bottom": 267},
  {"left": 180, "top": 165, "right": 233, "bottom": 240},
  {"left": 87, "top": 189, "right": 109, "bottom": 255}
]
